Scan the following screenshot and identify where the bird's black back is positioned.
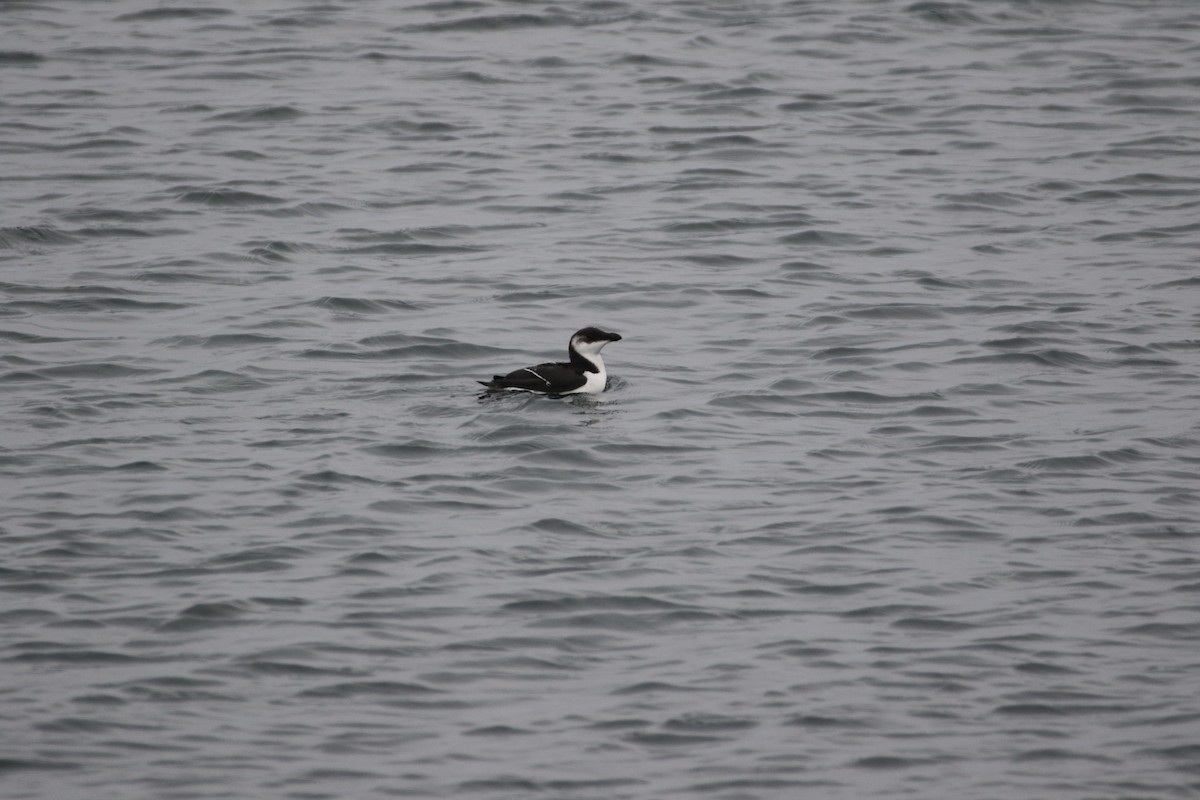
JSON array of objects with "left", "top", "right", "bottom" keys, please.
[{"left": 479, "top": 360, "right": 586, "bottom": 394}]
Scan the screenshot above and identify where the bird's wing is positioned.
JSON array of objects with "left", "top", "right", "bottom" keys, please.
[{"left": 487, "top": 361, "right": 586, "bottom": 393}]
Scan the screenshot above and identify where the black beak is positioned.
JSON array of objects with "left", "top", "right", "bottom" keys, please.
[{"left": 607, "top": 331, "right": 622, "bottom": 342}]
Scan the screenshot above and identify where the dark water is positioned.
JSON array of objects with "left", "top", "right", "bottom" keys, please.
[{"left": 3, "top": 0, "right": 1200, "bottom": 797}]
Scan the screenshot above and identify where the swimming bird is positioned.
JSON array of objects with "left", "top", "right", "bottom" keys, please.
[{"left": 478, "top": 327, "right": 622, "bottom": 395}]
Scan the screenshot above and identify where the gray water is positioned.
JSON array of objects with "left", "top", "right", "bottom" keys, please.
[{"left": 3, "top": 0, "right": 1200, "bottom": 797}]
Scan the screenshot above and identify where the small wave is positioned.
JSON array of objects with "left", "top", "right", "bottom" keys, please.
[
  {"left": 207, "top": 105, "right": 304, "bottom": 123},
  {"left": 5, "top": 295, "right": 188, "bottom": 314},
  {"left": 672, "top": 253, "right": 757, "bottom": 267},
  {"left": 363, "top": 118, "right": 460, "bottom": 136},
  {"left": 784, "top": 714, "right": 869, "bottom": 729},
  {"left": 777, "top": 93, "right": 837, "bottom": 112},
  {"left": 502, "top": 595, "right": 688, "bottom": 613},
  {"left": 339, "top": 241, "right": 486, "bottom": 255},
  {"left": 295, "top": 470, "right": 385, "bottom": 488},
  {"left": 696, "top": 86, "right": 779, "bottom": 101},
  {"left": 426, "top": 70, "right": 518, "bottom": 84},
  {"left": 0, "top": 51, "right": 44, "bottom": 64},
  {"left": 892, "top": 616, "right": 976, "bottom": 631},
  {"left": 1106, "top": 172, "right": 1200, "bottom": 187},
  {"left": 112, "top": 460, "right": 168, "bottom": 472},
  {"left": 846, "top": 304, "right": 945, "bottom": 320},
  {"left": 0, "top": 757, "right": 80, "bottom": 772},
  {"left": 2, "top": 281, "right": 126, "bottom": 297},
  {"left": 155, "top": 333, "right": 285, "bottom": 348},
  {"left": 1062, "top": 189, "right": 1130, "bottom": 203},
  {"left": 665, "top": 215, "right": 813, "bottom": 233},
  {"left": 308, "top": 296, "right": 420, "bottom": 314},
  {"left": 0, "top": 329, "right": 69, "bottom": 344},
  {"left": 175, "top": 187, "right": 285, "bottom": 206},
  {"left": 217, "top": 148, "right": 265, "bottom": 160},
  {"left": 245, "top": 239, "right": 313, "bottom": 262},
  {"left": 147, "top": 369, "right": 271, "bottom": 393},
  {"left": 1153, "top": 275, "right": 1200, "bottom": 288},
  {"left": 46, "top": 137, "right": 141, "bottom": 152},
  {"left": 841, "top": 604, "right": 939, "bottom": 619},
  {"left": 209, "top": 545, "right": 309, "bottom": 566},
  {"left": 135, "top": 270, "right": 248, "bottom": 285},
  {"left": 778, "top": 229, "right": 867, "bottom": 246},
  {"left": 364, "top": 442, "right": 447, "bottom": 460},
  {"left": 33, "top": 362, "right": 161, "bottom": 379},
  {"left": 623, "top": 730, "right": 726, "bottom": 746},
  {"left": 0, "top": 226, "right": 79, "bottom": 249},
  {"left": 952, "top": 349, "right": 1094, "bottom": 368},
  {"left": 298, "top": 680, "right": 441, "bottom": 698},
  {"left": 906, "top": 2, "right": 987, "bottom": 26},
  {"left": 663, "top": 134, "right": 767, "bottom": 152},
  {"left": 1013, "top": 748, "right": 1115, "bottom": 764},
  {"left": 242, "top": 660, "right": 350, "bottom": 677},
  {"left": 1018, "top": 448, "right": 1149, "bottom": 471},
  {"left": 402, "top": 13, "right": 563, "bottom": 33},
  {"left": 993, "top": 703, "right": 1069, "bottom": 717},
  {"left": 581, "top": 151, "right": 649, "bottom": 163},
  {"left": 852, "top": 755, "right": 939, "bottom": 770},
  {"left": 515, "top": 517, "right": 601, "bottom": 537},
  {"left": 159, "top": 601, "right": 252, "bottom": 632},
  {"left": 937, "top": 190, "right": 1030, "bottom": 208},
  {"left": 74, "top": 225, "right": 165, "bottom": 239},
  {"left": 7, "top": 650, "right": 162, "bottom": 664},
  {"left": 462, "top": 725, "right": 533, "bottom": 737},
  {"left": 810, "top": 390, "right": 941, "bottom": 405},
  {"left": 115, "top": 7, "right": 232, "bottom": 21},
  {"left": 612, "top": 681, "right": 711, "bottom": 696}
]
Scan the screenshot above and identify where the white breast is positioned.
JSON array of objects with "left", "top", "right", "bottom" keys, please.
[{"left": 563, "top": 355, "right": 607, "bottom": 394}]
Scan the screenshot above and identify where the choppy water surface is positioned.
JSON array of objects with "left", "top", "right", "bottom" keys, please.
[{"left": 3, "top": 0, "right": 1200, "bottom": 797}]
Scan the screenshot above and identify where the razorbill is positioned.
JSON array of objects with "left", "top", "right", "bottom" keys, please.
[{"left": 478, "top": 327, "right": 622, "bottom": 395}]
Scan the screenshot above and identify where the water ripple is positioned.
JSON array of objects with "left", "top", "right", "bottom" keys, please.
[{"left": 2, "top": 1, "right": 1198, "bottom": 798}]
